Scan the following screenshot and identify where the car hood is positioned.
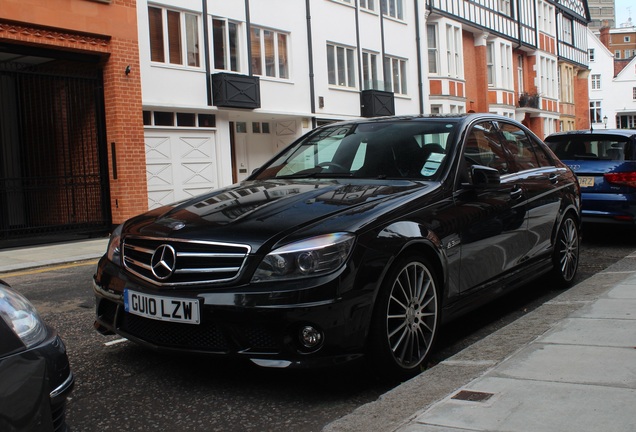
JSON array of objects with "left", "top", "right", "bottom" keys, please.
[{"left": 125, "top": 178, "right": 431, "bottom": 249}]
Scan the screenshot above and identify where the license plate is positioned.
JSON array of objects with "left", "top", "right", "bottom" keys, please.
[
  {"left": 124, "top": 289, "right": 200, "bottom": 324},
  {"left": 578, "top": 176, "right": 594, "bottom": 187}
]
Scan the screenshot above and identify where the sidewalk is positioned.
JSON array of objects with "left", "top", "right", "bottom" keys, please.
[
  {"left": 325, "top": 251, "right": 636, "bottom": 432},
  {"left": 0, "top": 238, "right": 108, "bottom": 274}
]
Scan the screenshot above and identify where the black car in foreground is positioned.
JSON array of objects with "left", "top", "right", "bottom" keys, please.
[
  {"left": 0, "top": 281, "right": 74, "bottom": 431},
  {"left": 94, "top": 114, "right": 581, "bottom": 379}
]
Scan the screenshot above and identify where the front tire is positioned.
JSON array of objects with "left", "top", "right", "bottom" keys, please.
[
  {"left": 552, "top": 215, "right": 579, "bottom": 287},
  {"left": 368, "top": 255, "right": 440, "bottom": 380}
]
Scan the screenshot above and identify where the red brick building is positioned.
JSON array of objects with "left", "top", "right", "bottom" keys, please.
[{"left": 0, "top": 0, "right": 147, "bottom": 246}]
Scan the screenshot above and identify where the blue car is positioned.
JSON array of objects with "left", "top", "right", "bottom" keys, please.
[{"left": 545, "top": 129, "right": 636, "bottom": 225}]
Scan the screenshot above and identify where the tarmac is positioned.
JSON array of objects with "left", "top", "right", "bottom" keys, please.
[{"left": 0, "top": 238, "right": 635, "bottom": 431}]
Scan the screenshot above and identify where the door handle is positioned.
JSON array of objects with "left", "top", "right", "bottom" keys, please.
[
  {"left": 548, "top": 173, "right": 558, "bottom": 184},
  {"left": 510, "top": 187, "right": 523, "bottom": 200}
]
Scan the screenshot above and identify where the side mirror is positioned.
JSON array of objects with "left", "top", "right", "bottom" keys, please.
[{"left": 471, "top": 165, "right": 501, "bottom": 187}]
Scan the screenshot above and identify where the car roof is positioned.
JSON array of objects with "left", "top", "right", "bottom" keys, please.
[
  {"left": 323, "top": 113, "right": 526, "bottom": 127},
  {"left": 546, "top": 129, "right": 636, "bottom": 139}
]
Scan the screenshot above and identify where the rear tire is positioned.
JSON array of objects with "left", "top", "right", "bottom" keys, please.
[
  {"left": 368, "top": 255, "right": 440, "bottom": 380},
  {"left": 552, "top": 215, "right": 579, "bottom": 287}
]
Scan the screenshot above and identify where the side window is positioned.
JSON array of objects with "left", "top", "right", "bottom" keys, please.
[
  {"left": 464, "top": 121, "right": 510, "bottom": 175},
  {"left": 498, "top": 122, "right": 542, "bottom": 170}
]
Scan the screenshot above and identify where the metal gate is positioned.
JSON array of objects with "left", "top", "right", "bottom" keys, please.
[{"left": 0, "top": 60, "right": 111, "bottom": 248}]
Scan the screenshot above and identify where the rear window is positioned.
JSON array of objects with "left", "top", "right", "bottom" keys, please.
[{"left": 546, "top": 135, "right": 633, "bottom": 161}]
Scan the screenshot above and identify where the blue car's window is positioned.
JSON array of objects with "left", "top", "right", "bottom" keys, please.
[{"left": 547, "top": 135, "right": 633, "bottom": 161}]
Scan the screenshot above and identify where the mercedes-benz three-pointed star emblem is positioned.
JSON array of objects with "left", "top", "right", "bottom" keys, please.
[{"left": 150, "top": 244, "right": 177, "bottom": 280}]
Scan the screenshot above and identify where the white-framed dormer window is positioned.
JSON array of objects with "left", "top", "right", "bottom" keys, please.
[
  {"left": 384, "top": 55, "right": 407, "bottom": 95},
  {"left": 212, "top": 18, "right": 240, "bottom": 72},
  {"left": 327, "top": 43, "right": 356, "bottom": 88},
  {"left": 591, "top": 74, "right": 601, "bottom": 90},
  {"left": 148, "top": 5, "right": 201, "bottom": 67},
  {"left": 427, "top": 24, "right": 439, "bottom": 74},
  {"left": 251, "top": 26, "right": 289, "bottom": 79},
  {"left": 381, "top": 0, "right": 404, "bottom": 20},
  {"left": 362, "top": 51, "right": 379, "bottom": 90}
]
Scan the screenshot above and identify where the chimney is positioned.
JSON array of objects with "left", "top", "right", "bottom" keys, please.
[{"left": 599, "top": 22, "right": 610, "bottom": 50}]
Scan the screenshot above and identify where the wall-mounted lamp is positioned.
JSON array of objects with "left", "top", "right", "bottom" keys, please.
[
  {"left": 603, "top": 115, "right": 608, "bottom": 128},
  {"left": 125, "top": 65, "right": 131, "bottom": 76}
]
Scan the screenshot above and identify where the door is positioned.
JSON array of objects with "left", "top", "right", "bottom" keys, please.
[
  {"left": 145, "top": 130, "right": 219, "bottom": 209},
  {"left": 454, "top": 121, "right": 528, "bottom": 293}
]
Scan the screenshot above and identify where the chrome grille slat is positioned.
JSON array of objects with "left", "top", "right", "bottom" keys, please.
[
  {"left": 122, "top": 236, "right": 250, "bottom": 286},
  {"left": 175, "top": 267, "right": 240, "bottom": 274}
]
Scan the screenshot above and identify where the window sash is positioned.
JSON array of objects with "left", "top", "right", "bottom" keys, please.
[
  {"left": 213, "top": 19, "right": 239, "bottom": 72},
  {"left": 148, "top": 6, "right": 200, "bottom": 67},
  {"left": 327, "top": 44, "right": 356, "bottom": 87},
  {"left": 427, "top": 25, "right": 439, "bottom": 74},
  {"left": 251, "top": 27, "right": 289, "bottom": 79}
]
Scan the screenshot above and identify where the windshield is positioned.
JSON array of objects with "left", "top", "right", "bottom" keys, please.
[
  {"left": 252, "top": 119, "right": 458, "bottom": 180},
  {"left": 546, "top": 134, "right": 634, "bottom": 161}
]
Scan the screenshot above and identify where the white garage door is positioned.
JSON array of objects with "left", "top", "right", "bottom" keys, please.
[{"left": 145, "top": 130, "right": 219, "bottom": 209}]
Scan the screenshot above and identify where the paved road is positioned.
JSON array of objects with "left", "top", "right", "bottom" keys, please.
[{"left": 2, "top": 224, "right": 633, "bottom": 431}]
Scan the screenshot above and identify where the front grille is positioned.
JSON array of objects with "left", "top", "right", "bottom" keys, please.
[
  {"left": 121, "top": 313, "right": 230, "bottom": 352},
  {"left": 122, "top": 236, "right": 250, "bottom": 286}
]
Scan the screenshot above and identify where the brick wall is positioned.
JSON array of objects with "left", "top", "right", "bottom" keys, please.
[{"left": 0, "top": 0, "right": 148, "bottom": 225}]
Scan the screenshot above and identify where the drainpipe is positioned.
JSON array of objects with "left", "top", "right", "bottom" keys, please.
[
  {"left": 414, "top": 0, "right": 424, "bottom": 114},
  {"left": 355, "top": 0, "right": 363, "bottom": 94},
  {"left": 202, "top": 0, "right": 212, "bottom": 106},
  {"left": 245, "top": 0, "right": 252, "bottom": 76},
  {"left": 305, "top": 0, "right": 317, "bottom": 128}
]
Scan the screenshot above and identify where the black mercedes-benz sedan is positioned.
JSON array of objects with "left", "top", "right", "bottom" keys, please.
[{"left": 94, "top": 114, "right": 580, "bottom": 379}]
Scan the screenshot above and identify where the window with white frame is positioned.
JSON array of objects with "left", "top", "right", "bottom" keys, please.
[
  {"left": 561, "top": 17, "right": 573, "bottom": 44},
  {"left": 500, "top": 43, "right": 512, "bottom": 89},
  {"left": 588, "top": 48, "right": 595, "bottom": 61},
  {"left": 539, "top": 55, "right": 557, "bottom": 98},
  {"left": 499, "top": 0, "right": 511, "bottom": 16},
  {"left": 591, "top": 74, "right": 601, "bottom": 90},
  {"left": 327, "top": 43, "right": 356, "bottom": 88},
  {"left": 381, "top": 0, "right": 404, "bottom": 20},
  {"left": 430, "top": 105, "right": 442, "bottom": 114},
  {"left": 251, "top": 27, "right": 289, "bottom": 79},
  {"left": 562, "top": 65, "right": 574, "bottom": 103},
  {"left": 486, "top": 42, "right": 495, "bottom": 86},
  {"left": 538, "top": 0, "right": 554, "bottom": 34},
  {"left": 446, "top": 24, "right": 463, "bottom": 79},
  {"left": 625, "top": 36, "right": 631, "bottom": 42},
  {"left": 362, "top": 51, "right": 379, "bottom": 90},
  {"left": 360, "top": 0, "right": 375, "bottom": 11},
  {"left": 590, "top": 100, "right": 602, "bottom": 123},
  {"left": 384, "top": 56, "right": 407, "bottom": 95},
  {"left": 148, "top": 6, "right": 201, "bottom": 67},
  {"left": 633, "top": 87, "right": 636, "bottom": 100},
  {"left": 427, "top": 24, "right": 439, "bottom": 74},
  {"left": 615, "top": 50, "right": 621, "bottom": 59},
  {"left": 212, "top": 18, "right": 240, "bottom": 72}
]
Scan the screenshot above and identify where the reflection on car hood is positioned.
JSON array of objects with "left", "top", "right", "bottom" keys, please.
[{"left": 126, "top": 179, "right": 429, "bottom": 245}]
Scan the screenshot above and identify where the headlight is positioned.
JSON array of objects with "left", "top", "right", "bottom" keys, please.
[
  {"left": 0, "top": 285, "right": 47, "bottom": 349},
  {"left": 252, "top": 233, "right": 355, "bottom": 282},
  {"left": 106, "top": 224, "right": 124, "bottom": 265}
]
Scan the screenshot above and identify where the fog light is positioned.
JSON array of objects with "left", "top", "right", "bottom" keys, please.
[{"left": 300, "top": 326, "right": 323, "bottom": 348}]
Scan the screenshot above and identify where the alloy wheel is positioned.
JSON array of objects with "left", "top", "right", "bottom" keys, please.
[{"left": 385, "top": 261, "right": 438, "bottom": 369}]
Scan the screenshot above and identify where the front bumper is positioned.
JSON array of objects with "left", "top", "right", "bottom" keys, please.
[
  {"left": 93, "top": 258, "right": 376, "bottom": 368},
  {"left": 0, "top": 330, "right": 74, "bottom": 432}
]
